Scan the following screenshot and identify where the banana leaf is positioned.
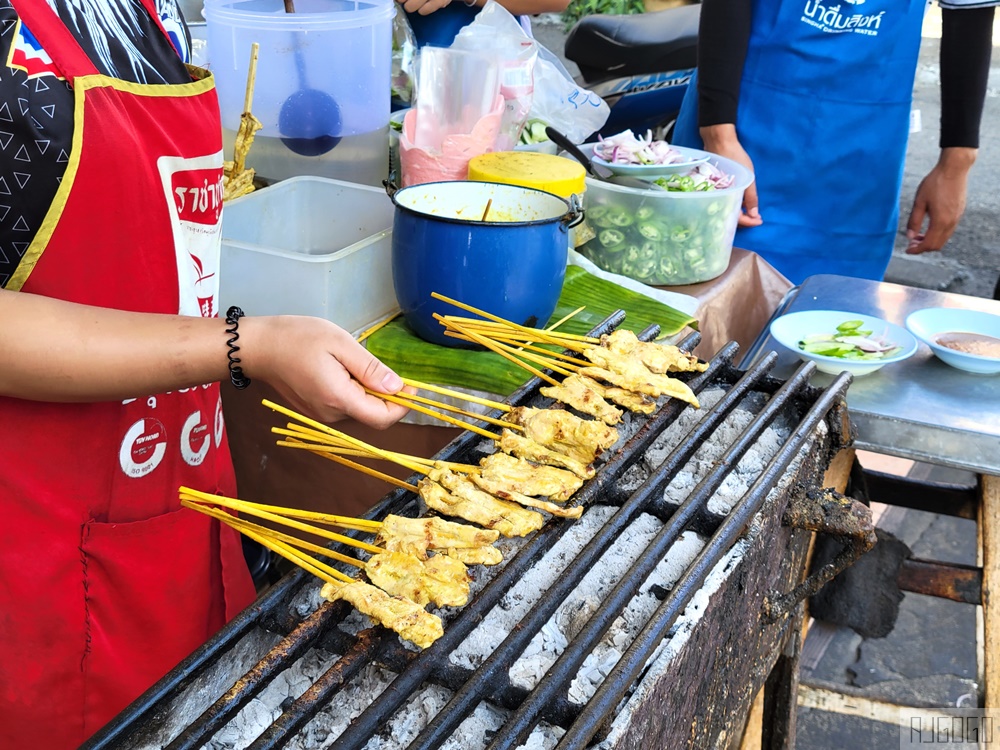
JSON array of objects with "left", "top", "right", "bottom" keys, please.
[{"left": 366, "top": 265, "right": 699, "bottom": 396}]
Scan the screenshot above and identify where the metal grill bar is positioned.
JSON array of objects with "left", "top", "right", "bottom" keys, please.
[
  {"left": 554, "top": 366, "right": 853, "bottom": 749},
  {"left": 409, "top": 352, "right": 783, "bottom": 750},
  {"left": 165, "top": 602, "right": 345, "bottom": 750},
  {"left": 482, "top": 351, "right": 801, "bottom": 750},
  {"left": 314, "top": 341, "right": 736, "bottom": 750}
]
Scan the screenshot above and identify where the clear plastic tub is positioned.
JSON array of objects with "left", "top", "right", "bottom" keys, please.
[
  {"left": 204, "top": 0, "right": 393, "bottom": 185},
  {"left": 219, "top": 176, "right": 398, "bottom": 334},
  {"left": 577, "top": 153, "right": 753, "bottom": 286}
]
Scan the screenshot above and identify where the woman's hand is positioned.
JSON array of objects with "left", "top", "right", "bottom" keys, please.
[
  {"left": 905, "top": 147, "right": 976, "bottom": 255},
  {"left": 395, "top": 0, "right": 453, "bottom": 15},
  {"left": 240, "top": 315, "right": 412, "bottom": 429},
  {"left": 698, "top": 123, "right": 762, "bottom": 228}
]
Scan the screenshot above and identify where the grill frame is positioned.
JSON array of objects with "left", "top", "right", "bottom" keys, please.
[{"left": 83, "top": 313, "right": 856, "bottom": 750}]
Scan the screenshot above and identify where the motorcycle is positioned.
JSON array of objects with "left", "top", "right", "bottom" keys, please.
[{"left": 564, "top": 2, "right": 700, "bottom": 140}]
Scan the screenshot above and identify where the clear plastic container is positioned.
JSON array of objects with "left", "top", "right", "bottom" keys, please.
[
  {"left": 577, "top": 153, "right": 753, "bottom": 286},
  {"left": 204, "top": 0, "right": 393, "bottom": 185},
  {"left": 219, "top": 176, "right": 398, "bottom": 334}
]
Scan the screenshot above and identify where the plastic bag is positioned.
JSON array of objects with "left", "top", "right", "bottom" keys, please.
[
  {"left": 452, "top": 1, "right": 609, "bottom": 145},
  {"left": 530, "top": 44, "right": 610, "bottom": 144},
  {"left": 450, "top": 2, "right": 537, "bottom": 151},
  {"left": 391, "top": 6, "right": 417, "bottom": 105}
]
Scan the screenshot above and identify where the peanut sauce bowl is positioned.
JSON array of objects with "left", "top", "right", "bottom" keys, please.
[{"left": 906, "top": 307, "right": 1000, "bottom": 375}]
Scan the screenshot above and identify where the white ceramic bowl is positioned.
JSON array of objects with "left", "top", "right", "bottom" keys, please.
[
  {"left": 905, "top": 307, "right": 1000, "bottom": 375},
  {"left": 770, "top": 310, "right": 918, "bottom": 377}
]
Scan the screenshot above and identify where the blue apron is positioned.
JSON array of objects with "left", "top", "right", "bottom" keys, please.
[{"left": 673, "top": 0, "right": 926, "bottom": 284}]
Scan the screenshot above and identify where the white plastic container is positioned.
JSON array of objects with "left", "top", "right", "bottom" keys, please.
[
  {"left": 219, "top": 176, "right": 398, "bottom": 334},
  {"left": 204, "top": 0, "right": 393, "bottom": 185}
]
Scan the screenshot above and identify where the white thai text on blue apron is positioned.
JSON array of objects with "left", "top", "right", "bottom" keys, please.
[{"left": 802, "top": 0, "right": 886, "bottom": 35}]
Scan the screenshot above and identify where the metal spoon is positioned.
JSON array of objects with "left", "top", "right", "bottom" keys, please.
[
  {"left": 278, "top": 0, "right": 343, "bottom": 157},
  {"left": 544, "top": 126, "right": 662, "bottom": 191}
]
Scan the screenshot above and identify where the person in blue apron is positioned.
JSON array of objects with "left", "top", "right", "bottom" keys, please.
[
  {"left": 672, "top": 0, "right": 995, "bottom": 284},
  {"left": 398, "top": 0, "right": 565, "bottom": 47}
]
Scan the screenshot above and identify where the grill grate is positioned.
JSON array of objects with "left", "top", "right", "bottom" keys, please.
[{"left": 83, "top": 312, "right": 852, "bottom": 750}]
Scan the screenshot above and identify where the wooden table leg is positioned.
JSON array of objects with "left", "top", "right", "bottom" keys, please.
[{"left": 979, "top": 474, "right": 999, "bottom": 709}]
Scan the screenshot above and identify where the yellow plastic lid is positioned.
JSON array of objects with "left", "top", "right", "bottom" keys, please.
[{"left": 468, "top": 151, "right": 586, "bottom": 199}]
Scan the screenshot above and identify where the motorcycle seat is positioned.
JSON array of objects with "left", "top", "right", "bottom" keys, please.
[{"left": 565, "top": 3, "right": 700, "bottom": 82}]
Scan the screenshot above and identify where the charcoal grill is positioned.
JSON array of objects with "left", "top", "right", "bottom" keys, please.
[{"left": 83, "top": 312, "right": 875, "bottom": 750}]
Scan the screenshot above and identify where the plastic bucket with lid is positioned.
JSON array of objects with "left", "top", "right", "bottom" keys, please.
[{"left": 204, "top": 0, "right": 392, "bottom": 140}]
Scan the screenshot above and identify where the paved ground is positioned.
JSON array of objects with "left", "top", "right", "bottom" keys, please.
[{"left": 531, "top": 9, "right": 997, "bottom": 747}]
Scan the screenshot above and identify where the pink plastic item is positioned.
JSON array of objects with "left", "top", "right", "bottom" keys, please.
[{"left": 399, "top": 95, "right": 505, "bottom": 187}]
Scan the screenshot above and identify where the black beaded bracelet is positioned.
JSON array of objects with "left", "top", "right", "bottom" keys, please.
[{"left": 224, "top": 306, "right": 251, "bottom": 390}]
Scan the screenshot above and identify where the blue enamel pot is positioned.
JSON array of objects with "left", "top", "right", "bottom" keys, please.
[{"left": 389, "top": 180, "right": 583, "bottom": 347}]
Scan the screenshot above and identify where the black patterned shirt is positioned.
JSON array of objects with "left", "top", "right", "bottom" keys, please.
[{"left": 0, "top": 0, "right": 192, "bottom": 288}]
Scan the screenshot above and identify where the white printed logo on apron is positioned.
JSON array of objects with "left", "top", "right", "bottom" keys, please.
[
  {"left": 180, "top": 409, "right": 211, "bottom": 467},
  {"left": 157, "top": 153, "right": 225, "bottom": 317},
  {"left": 119, "top": 418, "right": 168, "bottom": 478}
]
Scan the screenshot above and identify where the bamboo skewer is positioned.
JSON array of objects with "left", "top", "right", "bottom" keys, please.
[
  {"left": 277, "top": 438, "right": 478, "bottom": 476},
  {"left": 183, "top": 499, "right": 352, "bottom": 587},
  {"left": 435, "top": 315, "right": 561, "bottom": 387},
  {"left": 381, "top": 390, "right": 522, "bottom": 432},
  {"left": 356, "top": 313, "right": 401, "bottom": 343},
  {"left": 276, "top": 438, "right": 419, "bottom": 492},
  {"left": 263, "top": 399, "right": 427, "bottom": 473},
  {"left": 431, "top": 293, "right": 575, "bottom": 350},
  {"left": 439, "top": 319, "right": 595, "bottom": 352},
  {"left": 401, "top": 378, "right": 511, "bottom": 413},
  {"left": 180, "top": 487, "right": 384, "bottom": 554},
  {"left": 439, "top": 329, "right": 577, "bottom": 377},
  {"left": 363, "top": 387, "right": 499, "bottom": 440},
  {"left": 195, "top": 493, "right": 382, "bottom": 532},
  {"left": 226, "top": 513, "right": 369, "bottom": 569},
  {"left": 275, "top": 424, "right": 479, "bottom": 472}
]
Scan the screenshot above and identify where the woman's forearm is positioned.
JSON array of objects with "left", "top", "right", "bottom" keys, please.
[{"left": 0, "top": 289, "right": 230, "bottom": 402}]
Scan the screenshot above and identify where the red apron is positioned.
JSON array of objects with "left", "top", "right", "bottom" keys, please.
[{"left": 0, "top": 2, "right": 256, "bottom": 746}]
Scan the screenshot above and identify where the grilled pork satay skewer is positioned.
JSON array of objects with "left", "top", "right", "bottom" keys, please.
[
  {"left": 505, "top": 406, "right": 619, "bottom": 467},
  {"left": 183, "top": 486, "right": 502, "bottom": 568},
  {"left": 476, "top": 452, "right": 583, "bottom": 504},
  {"left": 539, "top": 375, "right": 623, "bottom": 425},
  {"left": 376, "top": 514, "right": 503, "bottom": 565},
  {"left": 579, "top": 348, "right": 700, "bottom": 407},
  {"left": 320, "top": 580, "right": 444, "bottom": 649},
  {"left": 600, "top": 328, "right": 707, "bottom": 374},
  {"left": 419, "top": 474, "right": 545, "bottom": 538},
  {"left": 468, "top": 475, "right": 583, "bottom": 519},
  {"left": 219, "top": 509, "right": 443, "bottom": 648},
  {"left": 497, "top": 429, "right": 595, "bottom": 479},
  {"left": 184, "top": 497, "right": 472, "bottom": 608}
]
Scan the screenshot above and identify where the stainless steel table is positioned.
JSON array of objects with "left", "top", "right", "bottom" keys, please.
[
  {"left": 746, "top": 273, "right": 1000, "bottom": 710},
  {"left": 744, "top": 274, "right": 1000, "bottom": 475}
]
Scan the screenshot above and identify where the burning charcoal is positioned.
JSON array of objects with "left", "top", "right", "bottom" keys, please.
[{"left": 648, "top": 583, "right": 671, "bottom": 600}]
